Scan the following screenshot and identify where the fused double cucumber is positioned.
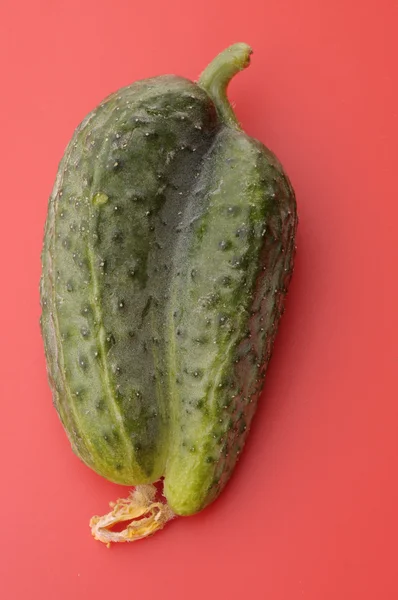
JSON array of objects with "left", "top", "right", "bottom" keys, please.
[{"left": 40, "top": 43, "right": 297, "bottom": 541}]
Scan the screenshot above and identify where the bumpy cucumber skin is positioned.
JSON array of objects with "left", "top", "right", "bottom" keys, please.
[
  {"left": 41, "top": 74, "right": 297, "bottom": 515},
  {"left": 165, "top": 128, "right": 297, "bottom": 514},
  {"left": 41, "top": 77, "right": 218, "bottom": 484}
]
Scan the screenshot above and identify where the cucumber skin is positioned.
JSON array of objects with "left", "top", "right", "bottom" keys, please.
[
  {"left": 41, "top": 75, "right": 297, "bottom": 515},
  {"left": 165, "top": 128, "right": 297, "bottom": 514},
  {"left": 40, "top": 76, "right": 218, "bottom": 484}
]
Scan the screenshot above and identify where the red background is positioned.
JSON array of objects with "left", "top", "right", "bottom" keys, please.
[{"left": 1, "top": 1, "right": 397, "bottom": 598}]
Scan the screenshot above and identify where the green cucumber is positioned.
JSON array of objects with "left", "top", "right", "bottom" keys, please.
[{"left": 40, "top": 43, "right": 297, "bottom": 542}]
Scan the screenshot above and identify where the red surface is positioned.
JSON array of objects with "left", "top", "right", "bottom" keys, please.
[{"left": 1, "top": 1, "right": 397, "bottom": 598}]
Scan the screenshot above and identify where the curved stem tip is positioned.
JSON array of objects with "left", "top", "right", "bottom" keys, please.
[{"left": 198, "top": 43, "right": 253, "bottom": 129}]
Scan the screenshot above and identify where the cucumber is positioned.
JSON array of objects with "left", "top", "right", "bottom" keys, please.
[
  {"left": 40, "top": 43, "right": 297, "bottom": 542},
  {"left": 165, "top": 126, "right": 296, "bottom": 514}
]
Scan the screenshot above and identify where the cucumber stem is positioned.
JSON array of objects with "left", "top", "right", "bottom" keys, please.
[
  {"left": 90, "top": 484, "right": 174, "bottom": 545},
  {"left": 198, "top": 43, "right": 253, "bottom": 129}
]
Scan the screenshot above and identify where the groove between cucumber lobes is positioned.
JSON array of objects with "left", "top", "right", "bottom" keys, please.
[{"left": 40, "top": 43, "right": 297, "bottom": 527}]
